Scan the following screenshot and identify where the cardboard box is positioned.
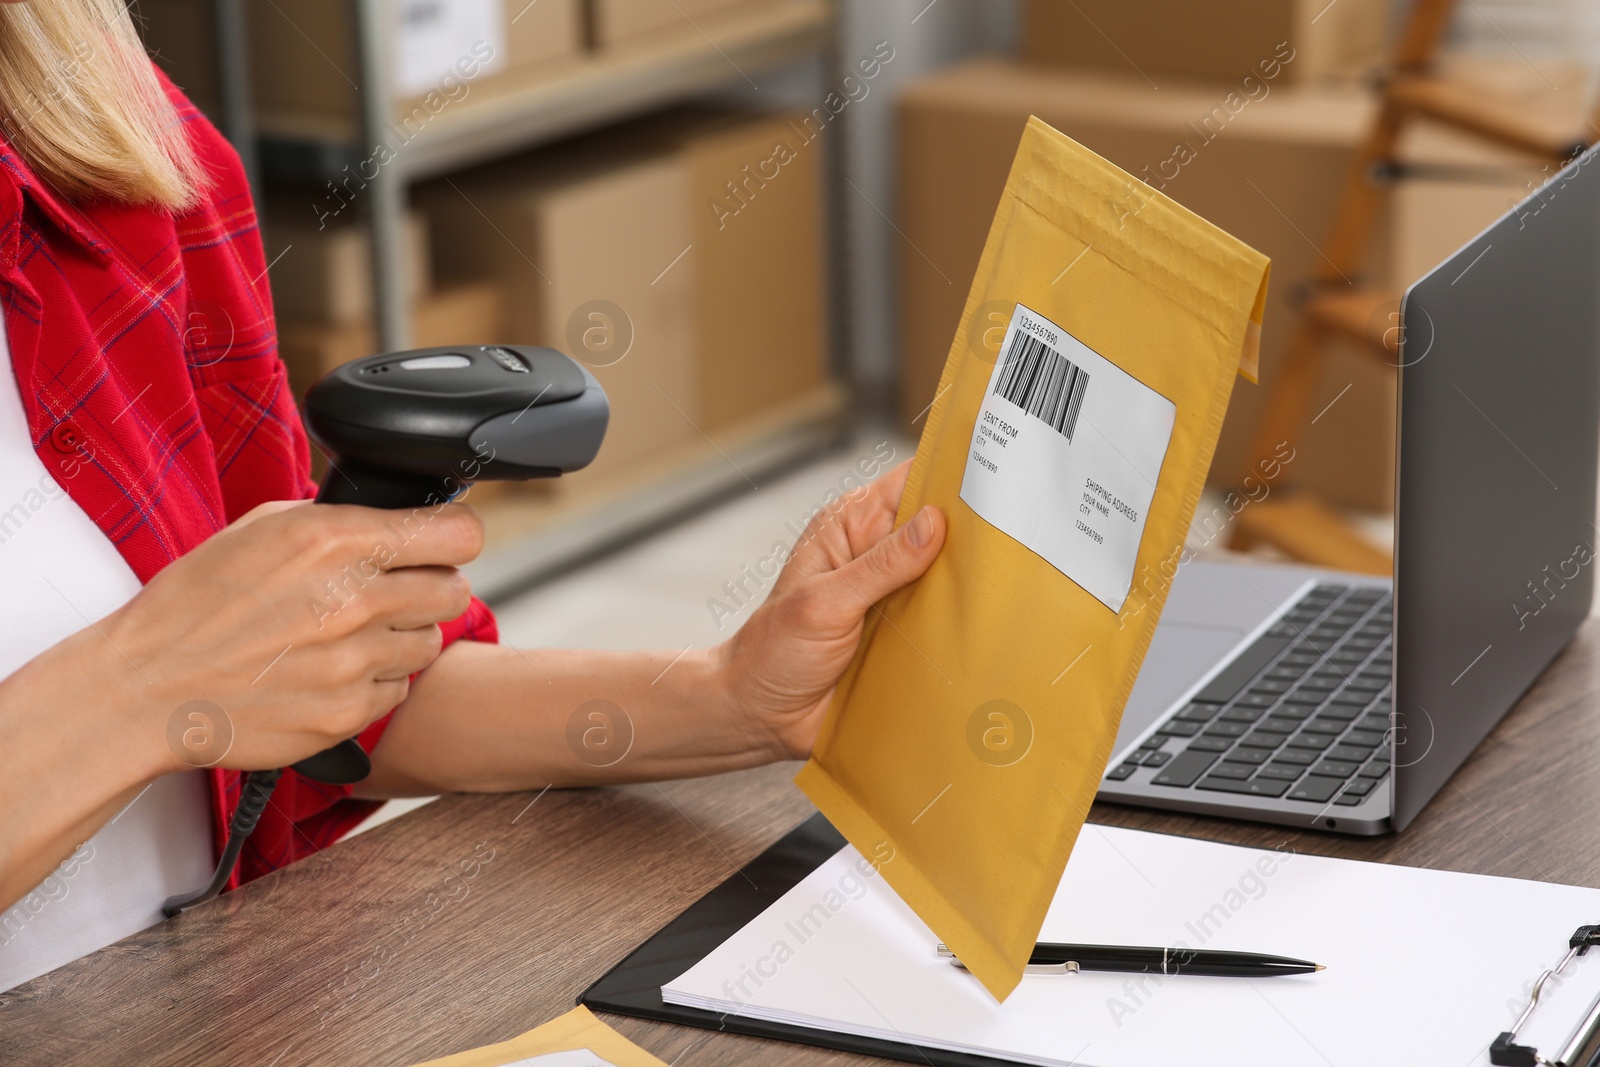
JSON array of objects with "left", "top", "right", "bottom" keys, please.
[
  {"left": 246, "top": 0, "right": 581, "bottom": 129},
  {"left": 1390, "top": 55, "right": 1591, "bottom": 287},
  {"left": 505, "top": 0, "right": 583, "bottom": 75},
  {"left": 1021, "top": 0, "right": 1389, "bottom": 85},
  {"left": 421, "top": 108, "right": 829, "bottom": 467},
  {"left": 642, "top": 109, "right": 829, "bottom": 430},
  {"left": 263, "top": 210, "right": 430, "bottom": 327},
  {"left": 587, "top": 0, "right": 754, "bottom": 47},
  {"left": 276, "top": 281, "right": 506, "bottom": 396},
  {"left": 1390, "top": 130, "right": 1540, "bottom": 289},
  {"left": 897, "top": 58, "right": 1396, "bottom": 509},
  {"left": 420, "top": 150, "right": 699, "bottom": 480}
]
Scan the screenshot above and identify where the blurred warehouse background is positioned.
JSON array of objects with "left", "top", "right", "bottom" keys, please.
[{"left": 130, "top": 0, "right": 1598, "bottom": 641}]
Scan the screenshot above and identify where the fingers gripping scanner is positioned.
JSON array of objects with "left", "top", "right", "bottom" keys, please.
[{"left": 164, "top": 345, "right": 607, "bottom": 914}]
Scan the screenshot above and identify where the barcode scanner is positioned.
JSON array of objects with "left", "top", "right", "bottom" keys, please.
[
  {"left": 164, "top": 345, "right": 608, "bottom": 915},
  {"left": 309, "top": 344, "right": 610, "bottom": 509}
]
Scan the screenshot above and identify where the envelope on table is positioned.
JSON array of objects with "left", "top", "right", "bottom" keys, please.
[
  {"left": 795, "top": 116, "right": 1270, "bottom": 1001},
  {"left": 408, "top": 1005, "right": 668, "bottom": 1066}
]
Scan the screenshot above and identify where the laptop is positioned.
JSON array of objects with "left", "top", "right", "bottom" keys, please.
[{"left": 1097, "top": 145, "right": 1600, "bottom": 835}]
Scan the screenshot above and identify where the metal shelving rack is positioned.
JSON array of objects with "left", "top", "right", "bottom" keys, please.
[
  {"left": 209, "top": 0, "right": 258, "bottom": 190},
  {"left": 251, "top": 0, "right": 838, "bottom": 350},
  {"left": 233, "top": 0, "right": 851, "bottom": 598}
]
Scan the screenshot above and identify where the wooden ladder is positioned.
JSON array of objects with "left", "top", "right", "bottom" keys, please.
[{"left": 1228, "top": 0, "right": 1599, "bottom": 574}]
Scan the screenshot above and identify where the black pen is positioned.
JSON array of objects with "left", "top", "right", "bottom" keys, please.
[{"left": 936, "top": 943, "right": 1324, "bottom": 977}]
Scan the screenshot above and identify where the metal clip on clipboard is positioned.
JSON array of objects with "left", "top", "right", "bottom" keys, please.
[{"left": 1492, "top": 925, "right": 1600, "bottom": 1067}]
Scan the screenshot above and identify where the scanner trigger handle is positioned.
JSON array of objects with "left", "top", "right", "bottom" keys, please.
[{"left": 290, "top": 737, "right": 372, "bottom": 785}]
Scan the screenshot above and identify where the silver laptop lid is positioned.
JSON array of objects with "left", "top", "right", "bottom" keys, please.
[{"left": 1392, "top": 145, "right": 1600, "bottom": 830}]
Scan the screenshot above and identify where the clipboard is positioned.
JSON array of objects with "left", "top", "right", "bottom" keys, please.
[
  {"left": 583, "top": 814, "right": 1600, "bottom": 1067},
  {"left": 580, "top": 813, "right": 1018, "bottom": 1067}
]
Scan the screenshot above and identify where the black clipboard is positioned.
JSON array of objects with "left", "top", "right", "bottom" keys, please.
[{"left": 580, "top": 812, "right": 1023, "bottom": 1066}]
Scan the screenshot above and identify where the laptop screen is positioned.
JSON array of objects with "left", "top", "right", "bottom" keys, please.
[{"left": 1392, "top": 145, "right": 1600, "bottom": 829}]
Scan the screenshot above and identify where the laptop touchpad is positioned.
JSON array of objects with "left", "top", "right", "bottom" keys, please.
[
  {"left": 1103, "top": 560, "right": 1315, "bottom": 764},
  {"left": 1111, "top": 623, "right": 1250, "bottom": 758}
]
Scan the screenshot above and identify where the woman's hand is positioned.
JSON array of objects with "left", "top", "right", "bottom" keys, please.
[
  {"left": 721, "top": 460, "right": 945, "bottom": 760},
  {"left": 88, "top": 499, "right": 484, "bottom": 777},
  {"left": 0, "top": 497, "right": 483, "bottom": 910}
]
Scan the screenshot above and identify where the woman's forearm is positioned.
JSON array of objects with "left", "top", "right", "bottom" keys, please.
[
  {"left": 362, "top": 639, "right": 782, "bottom": 796},
  {"left": 362, "top": 467, "right": 947, "bottom": 799},
  {"left": 0, "top": 629, "right": 169, "bottom": 911}
]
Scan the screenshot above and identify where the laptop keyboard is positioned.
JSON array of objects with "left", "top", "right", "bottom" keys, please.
[{"left": 1106, "top": 583, "right": 1392, "bottom": 807}]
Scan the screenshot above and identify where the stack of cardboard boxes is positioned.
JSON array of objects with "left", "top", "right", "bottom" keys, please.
[
  {"left": 898, "top": 0, "right": 1574, "bottom": 513},
  {"left": 267, "top": 207, "right": 510, "bottom": 399},
  {"left": 1385, "top": 56, "right": 1592, "bottom": 285},
  {"left": 271, "top": 107, "right": 830, "bottom": 495},
  {"left": 244, "top": 0, "right": 777, "bottom": 132},
  {"left": 140, "top": 0, "right": 581, "bottom": 126},
  {"left": 142, "top": 0, "right": 786, "bottom": 131},
  {"left": 1019, "top": 0, "right": 1389, "bottom": 85},
  {"left": 245, "top": 0, "right": 583, "bottom": 133},
  {"left": 417, "top": 108, "right": 830, "bottom": 485}
]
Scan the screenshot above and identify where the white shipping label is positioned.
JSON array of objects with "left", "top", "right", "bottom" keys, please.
[
  {"left": 394, "top": 0, "right": 506, "bottom": 98},
  {"left": 959, "top": 303, "right": 1175, "bottom": 613}
]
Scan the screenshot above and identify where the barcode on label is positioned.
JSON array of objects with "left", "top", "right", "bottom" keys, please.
[{"left": 993, "top": 330, "right": 1090, "bottom": 442}]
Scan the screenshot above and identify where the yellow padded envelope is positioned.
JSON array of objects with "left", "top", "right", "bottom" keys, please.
[{"left": 795, "top": 117, "right": 1269, "bottom": 1001}]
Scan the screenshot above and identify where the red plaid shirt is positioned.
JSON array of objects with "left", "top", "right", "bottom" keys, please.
[{"left": 2, "top": 71, "right": 496, "bottom": 886}]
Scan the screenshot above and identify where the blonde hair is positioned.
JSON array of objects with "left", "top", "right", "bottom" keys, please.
[{"left": 0, "top": 0, "right": 205, "bottom": 210}]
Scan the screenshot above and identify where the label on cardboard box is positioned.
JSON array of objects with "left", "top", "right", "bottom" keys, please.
[
  {"left": 394, "top": 0, "right": 506, "bottom": 97},
  {"left": 959, "top": 303, "right": 1174, "bottom": 613}
]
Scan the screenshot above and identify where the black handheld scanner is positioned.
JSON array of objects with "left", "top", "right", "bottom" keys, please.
[
  {"left": 307, "top": 344, "right": 608, "bottom": 508},
  {"left": 297, "top": 344, "right": 608, "bottom": 784}
]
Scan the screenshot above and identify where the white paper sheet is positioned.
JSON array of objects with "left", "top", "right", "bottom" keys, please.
[{"left": 664, "top": 827, "right": 1600, "bottom": 1066}]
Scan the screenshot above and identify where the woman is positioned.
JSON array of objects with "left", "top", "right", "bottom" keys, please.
[{"left": 0, "top": 0, "right": 946, "bottom": 990}]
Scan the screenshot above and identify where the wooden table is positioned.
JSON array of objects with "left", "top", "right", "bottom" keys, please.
[{"left": 7, "top": 620, "right": 1600, "bottom": 1065}]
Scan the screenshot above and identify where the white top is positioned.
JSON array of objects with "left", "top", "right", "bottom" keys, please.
[{"left": 0, "top": 319, "right": 212, "bottom": 993}]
